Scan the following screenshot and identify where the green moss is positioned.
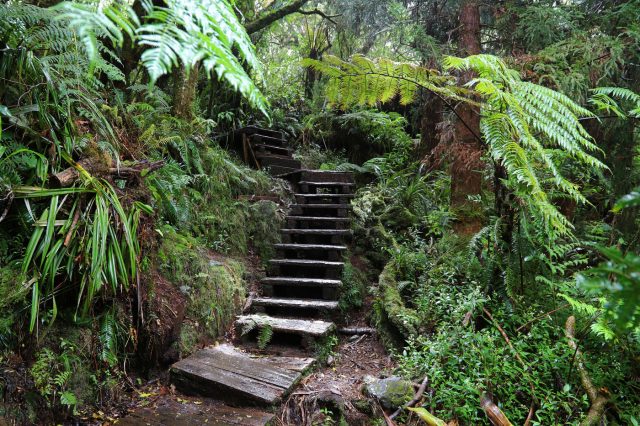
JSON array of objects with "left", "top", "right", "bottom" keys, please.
[
  {"left": 339, "top": 260, "right": 368, "bottom": 312},
  {"left": 372, "top": 262, "right": 421, "bottom": 350},
  {"left": 157, "top": 226, "right": 248, "bottom": 348}
]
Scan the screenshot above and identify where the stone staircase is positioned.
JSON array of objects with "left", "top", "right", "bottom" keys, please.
[{"left": 161, "top": 129, "right": 355, "bottom": 424}]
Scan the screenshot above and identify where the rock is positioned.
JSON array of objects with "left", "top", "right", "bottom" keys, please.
[
  {"left": 348, "top": 334, "right": 361, "bottom": 342},
  {"left": 362, "top": 375, "right": 414, "bottom": 409}
]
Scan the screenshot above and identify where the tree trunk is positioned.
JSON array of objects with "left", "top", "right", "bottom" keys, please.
[
  {"left": 417, "top": 59, "right": 443, "bottom": 165},
  {"left": 172, "top": 63, "right": 200, "bottom": 119},
  {"left": 451, "top": 0, "right": 484, "bottom": 234}
]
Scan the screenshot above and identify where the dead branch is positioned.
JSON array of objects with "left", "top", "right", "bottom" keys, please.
[
  {"left": 565, "top": 316, "right": 610, "bottom": 426},
  {"left": 389, "top": 376, "right": 428, "bottom": 420},
  {"left": 516, "top": 304, "right": 570, "bottom": 333},
  {"left": 54, "top": 159, "right": 165, "bottom": 186},
  {"left": 338, "top": 327, "right": 376, "bottom": 335},
  {"left": 297, "top": 8, "right": 340, "bottom": 24}
]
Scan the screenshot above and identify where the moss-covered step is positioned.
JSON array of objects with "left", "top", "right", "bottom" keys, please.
[
  {"left": 252, "top": 297, "right": 339, "bottom": 311},
  {"left": 236, "top": 314, "right": 336, "bottom": 348},
  {"left": 170, "top": 344, "right": 314, "bottom": 406},
  {"left": 261, "top": 277, "right": 342, "bottom": 287}
]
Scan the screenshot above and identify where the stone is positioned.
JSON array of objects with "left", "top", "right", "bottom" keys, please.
[{"left": 362, "top": 375, "right": 414, "bottom": 409}]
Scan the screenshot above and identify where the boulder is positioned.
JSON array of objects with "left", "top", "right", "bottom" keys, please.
[{"left": 362, "top": 375, "right": 414, "bottom": 409}]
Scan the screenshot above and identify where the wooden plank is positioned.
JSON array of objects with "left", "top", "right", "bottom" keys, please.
[
  {"left": 291, "top": 203, "right": 352, "bottom": 209},
  {"left": 170, "top": 344, "right": 314, "bottom": 405},
  {"left": 298, "top": 181, "right": 355, "bottom": 186},
  {"left": 253, "top": 297, "right": 339, "bottom": 310},
  {"left": 171, "top": 360, "right": 284, "bottom": 404},
  {"left": 300, "top": 171, "right": 355, "bottom": 183},
  {"left": 214, "top": 344, "right": 315, "bottom": 372},
  {"left": 269, "top": 259, "right": 344, "bottom": 267},
  {"left": 274, "top": 243, "right": 347, "bottom": 250},
  {"left": 285, "top": 216, "right": 350, "bottom": 222},
  {"left": 186, "top": 350, "right": 300, "bottom": 388},
  {"left": 261, "top": 277, "right": 342, "bottom": 287},
  {"left": 281, "top": 229, "right": 351, "bottom": 235},
  {"left": 295, "top": 193, "right": 355, "bottom": 198},
  {"left": 236, "top": 315, "right": 335, "bottom": 337}
]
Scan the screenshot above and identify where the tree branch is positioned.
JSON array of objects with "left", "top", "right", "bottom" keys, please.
[
  {"left": 245, "top": 0, "right": 312, "bottom": 34},
  {"left": 297, "top": 8, "right": 340, "bottom": 25}
]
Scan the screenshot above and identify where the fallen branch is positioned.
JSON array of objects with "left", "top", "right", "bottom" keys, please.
[
  {"left": 338, "top": 327, "right": 376, "bottom": 335},
  {"left": 565, "top": 316, "right": 610, "bottom": 426},
  {"left": 389, "top": 376, "right": 428, "bottom": 420},
  {"left": 516, "top": 304, "right": 570, "bottom": 333},
  {"left": 54, "top": 159, "right": 165, "bottom": 186}
]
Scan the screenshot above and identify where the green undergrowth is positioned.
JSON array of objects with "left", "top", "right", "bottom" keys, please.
[{"left": 156, "top": 225, "right": 248, "bottom": 355}]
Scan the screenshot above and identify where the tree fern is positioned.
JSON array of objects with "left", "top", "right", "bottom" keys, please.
[
  {"left": 54, "top": 0, "right": 268, "bottom": 113},
  {"left": 307, "top": 53, "right": 607, "bottom": 236}
]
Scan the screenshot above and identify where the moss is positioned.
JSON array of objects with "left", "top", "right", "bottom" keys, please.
[
  {"left": 0, "top": 264, "right": 28, "bottom": 349},
  {"left": 157, "top": 226, "right": 248, "bottom": 348},
  {"left": 339, "top": 260, "right": 368, "bottom": 312},
  {"left": 372, "top": 262, "right": 421, "bottom": 350}
]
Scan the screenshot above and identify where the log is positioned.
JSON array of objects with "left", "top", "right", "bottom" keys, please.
[
  {"left": 338, "top": 327, "right": 376, "bottom": 335},
  {"left": 53, "top": 159, "right": 165, "bottom": 186}
]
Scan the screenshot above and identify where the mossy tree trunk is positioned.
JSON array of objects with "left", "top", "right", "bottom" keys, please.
[{"left": 172, "top": 63, "right": 200, "bottom": 119}]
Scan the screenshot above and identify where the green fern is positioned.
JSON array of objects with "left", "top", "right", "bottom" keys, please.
[
  {"left": 54, "top": 0, "right": 268, "bottom": 113},
  {"left": 257, "top": 324, "right": 273, "bottom": 350},
  {"left": 307, "top": 53, "right": 607, "bottom": 236}
]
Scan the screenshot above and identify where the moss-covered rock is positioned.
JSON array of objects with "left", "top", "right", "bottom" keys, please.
[{"left": 363, "top": 375, "right": 414, "bottom": 409}]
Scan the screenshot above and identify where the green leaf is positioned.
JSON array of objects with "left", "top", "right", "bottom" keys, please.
[
  {"left": 407, "top": 407, "right": 447, "bottom": 426},
  {"left": 612, "top": 187, "right": 640, "bottom": 212}
]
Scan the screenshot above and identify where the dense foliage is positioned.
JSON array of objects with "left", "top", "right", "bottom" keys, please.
[{"left": 1, "top": 0, "right": 639, "bottom": 424}]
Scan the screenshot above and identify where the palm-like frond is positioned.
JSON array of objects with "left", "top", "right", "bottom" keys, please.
[{"left": 307, "top": 53, "right": 607, "bottom": 236}]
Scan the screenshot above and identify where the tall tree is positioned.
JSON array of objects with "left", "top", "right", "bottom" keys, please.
[{"left": 450, "top": 0, "right": 484, "bottom": 232}]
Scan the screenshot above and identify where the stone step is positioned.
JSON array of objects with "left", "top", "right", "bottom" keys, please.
[
  {"left": 170, "top": 344, "right": 314, "bottom": 406},
  {"left": 295, "top": 193, "right": 355, "bottom": 199},
  {"left": 252, "top": 297, "right": 339, "bottom": 311},
  {"left": 261, "top": 277, "right": 342, "bottom": 287},
  {"left": 236, "top": 314, "right": 335, "bottom": 339},
  {"left": 117, "top": 398, "right": 275, "bottom": 426},
  {"left": 269, "top": 259, "right": 344, "bottom": 267},
  {"left": 274, "top": 243, "right": 348, "bottom": 251},
  {"left": 281, "top": 228, "right": 352, "bottom": 236}
]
